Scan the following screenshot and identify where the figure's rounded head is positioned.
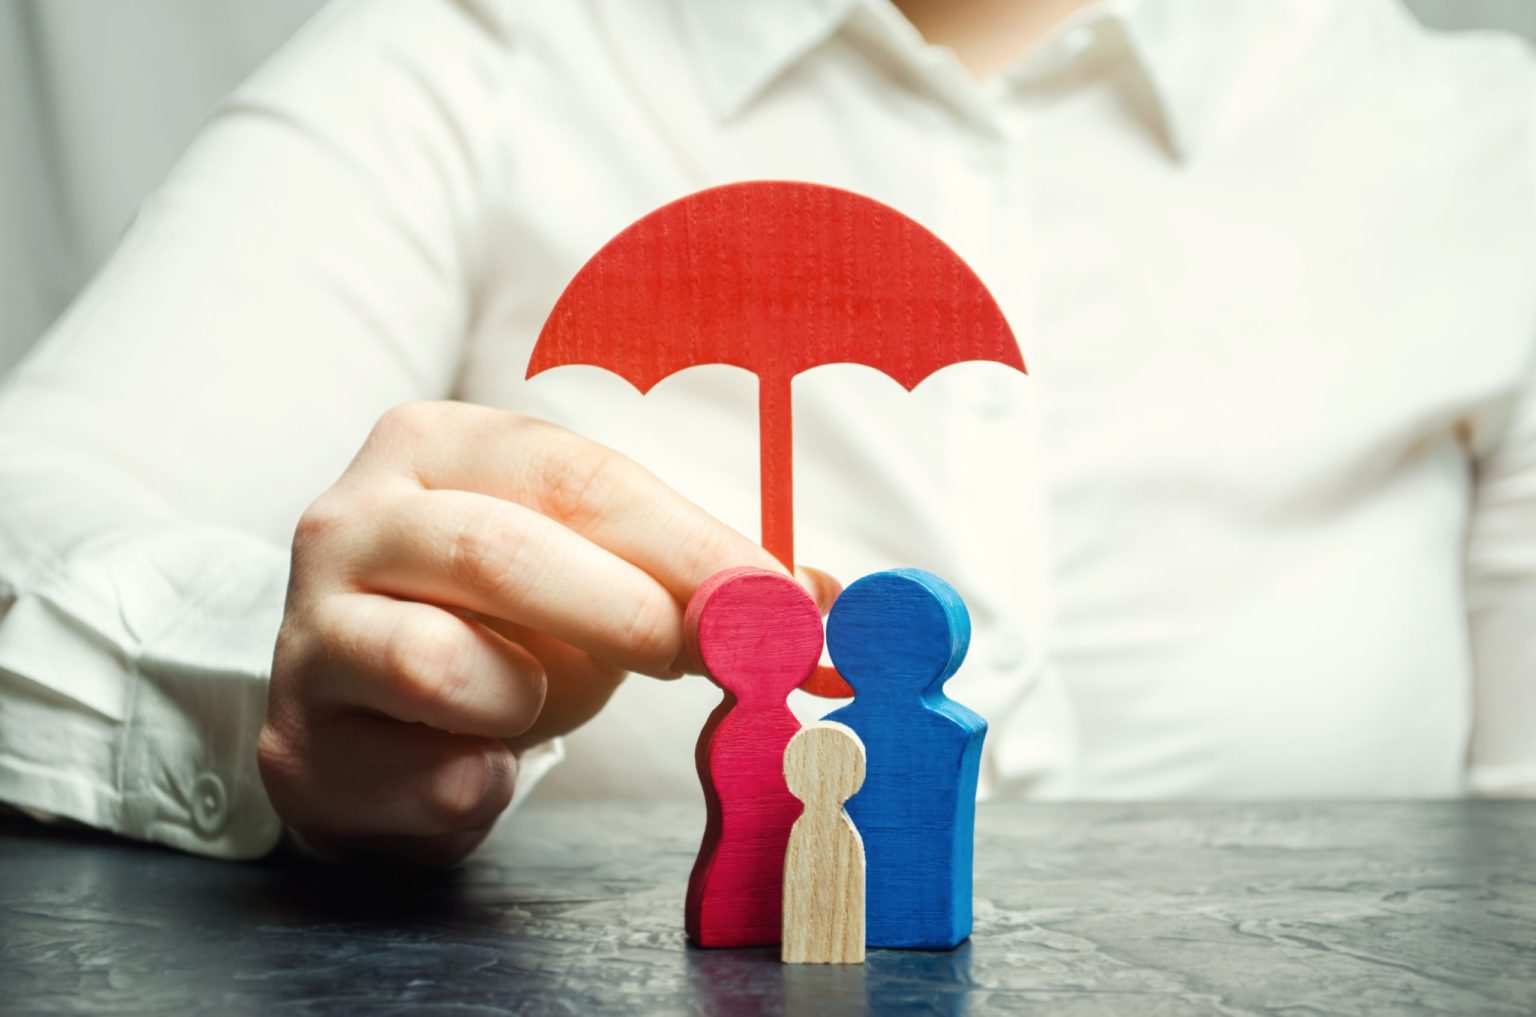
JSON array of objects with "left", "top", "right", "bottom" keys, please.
[
  {"left": 685, "top": 567, "right": 823, "bottom": 701},
  {"left": 826, "top": 569, "right": 970, "bottom": 698},
  {"left": 783, "top": 722, "right": 865, "bottom": 805}
]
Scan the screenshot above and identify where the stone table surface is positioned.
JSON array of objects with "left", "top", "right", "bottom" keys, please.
[{"left": 1, "top": 801, "right": 1533, "bottom": 1015}]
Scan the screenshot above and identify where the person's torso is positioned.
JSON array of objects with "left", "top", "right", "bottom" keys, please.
[{"left": 446, "top": 0, "right": 1536, "bottom": 800}]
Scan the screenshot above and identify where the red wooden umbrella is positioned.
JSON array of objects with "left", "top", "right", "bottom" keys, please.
[{"left": 528, "top": 181, "right": 1024, "bottom": 696}]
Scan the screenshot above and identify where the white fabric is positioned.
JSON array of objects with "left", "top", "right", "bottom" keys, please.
[
  {"left": 0, "top": 0, "right": 1532, "bottom": 860},
  {"left": 0, "top": 0, "right": 327, "bottom": 372}
]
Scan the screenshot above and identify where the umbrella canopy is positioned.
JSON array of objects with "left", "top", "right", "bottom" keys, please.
[{"left": 528, "top": 181, "right": 1024, "bottom": 696}]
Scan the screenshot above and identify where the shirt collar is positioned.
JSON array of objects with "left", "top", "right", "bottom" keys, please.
[
  {"left": 680, "top": 0, "right": 860, "bottom": 122},
  {"left": 1105, "top": 0, "right": 1265, "bottom": 160},
  {"left": 679, "top": 0, "right": 1264, "bottom": 159}
]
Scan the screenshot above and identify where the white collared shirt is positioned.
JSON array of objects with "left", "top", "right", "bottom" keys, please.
[{"left": 1, "top": 0, "right": 1533, "bottom": 859}]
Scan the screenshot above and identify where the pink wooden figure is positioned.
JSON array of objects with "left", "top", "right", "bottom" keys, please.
[{"left": 684, "top": 567, "right": 824, "bottom": 948}]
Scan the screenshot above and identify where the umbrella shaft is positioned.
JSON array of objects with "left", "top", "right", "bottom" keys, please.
[{"left": 760, "top": 374, "right": 794, "bottom": 571}]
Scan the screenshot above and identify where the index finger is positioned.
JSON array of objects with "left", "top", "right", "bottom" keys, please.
[{"left": 361, "top": 402, "right": 838, "bottom": 608}]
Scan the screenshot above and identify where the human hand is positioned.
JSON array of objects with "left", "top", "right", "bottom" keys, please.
[{"left": 257, "top": 401, "right": 836, "bottom": 865}]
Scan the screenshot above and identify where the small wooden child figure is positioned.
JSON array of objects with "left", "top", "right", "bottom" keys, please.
[{"left": 782, "top": 722, "right": 867, "bottom": 965}]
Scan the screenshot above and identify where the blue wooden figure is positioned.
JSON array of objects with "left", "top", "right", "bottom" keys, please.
[{"left": 824, "top": 568, "right": 985, "bottom": 950}]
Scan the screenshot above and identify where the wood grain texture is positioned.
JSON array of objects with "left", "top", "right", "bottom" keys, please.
[
  {"left": 824, "top": 569, "right": 986, "bottom": 950},
  {"left": 782, "top": 721, "right": 867, "bottom": 965},
  {"left": 526, "top": 180, "right": 1026, "bottom": 698},
  {"left": 684, "top": 567, "right": 824, "bottom": 948}
]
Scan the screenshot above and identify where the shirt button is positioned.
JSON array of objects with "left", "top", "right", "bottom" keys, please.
[{"left": 191, "top": 772, "right": 228, "bottom": 838}]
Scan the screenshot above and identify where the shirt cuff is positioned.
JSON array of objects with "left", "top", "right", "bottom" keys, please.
[
  {"left": 511, "top": 737, "right": 564, "bottom": 809},
  {"left": 1467, "top": 764, "right": 1536, "bottom": 798},
  {"left": 0, "top": 519, "right": 570, "bottom": 860},
  {"left": 0, "top": 525, "right": 289, "bottom": 859}
]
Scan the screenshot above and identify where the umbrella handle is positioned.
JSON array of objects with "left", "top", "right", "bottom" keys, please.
[
  {"left": 759, "top": 373, "right": 796, "bottom": 572},
  {"left": 760, "top": 373, "right": 854, "bottom": 699}
]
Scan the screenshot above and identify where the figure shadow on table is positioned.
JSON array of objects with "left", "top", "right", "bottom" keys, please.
[
  {"left": 859, "top": 941, "right": 974, "bottom": 1017},
  {"left": 683, "top": 941, "right": 973, "bottom": 1017}
]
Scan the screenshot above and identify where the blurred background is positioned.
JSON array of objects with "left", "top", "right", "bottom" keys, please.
[{"left": 2, "top": 0, "right": 1534, "bottom": 372}]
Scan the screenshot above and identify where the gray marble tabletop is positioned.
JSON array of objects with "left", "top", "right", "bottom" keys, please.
[{"left": 2, "top": 801, "right": 1532, "bottom": 1015}]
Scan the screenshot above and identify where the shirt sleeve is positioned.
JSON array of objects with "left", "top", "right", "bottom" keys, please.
[
  {"left": 1465, "top": 77, "right": 1536, "bottom": 799},
  {"left": 0, "top": 0, "right": 533, "bottom": 858},
  {"left": 1466, "top": 346, "right": 1536, "bottom": 798}
]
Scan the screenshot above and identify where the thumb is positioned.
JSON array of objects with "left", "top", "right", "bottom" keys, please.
[{"left": 794, "top": 565, "right": 842, "bottom": 616}]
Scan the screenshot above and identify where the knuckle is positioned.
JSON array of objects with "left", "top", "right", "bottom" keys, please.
[
  {"left": 427, "top": 750, "right": 514, "bottom": 830},
  {"left": 292, "top": 492, "right": 351, "bottom": 554},
  {"left": 256, "top": 723, "right": 301, "bottom": 794},
  {"left": 301, "top": 596, "right": 361, "bottom": 664},
  {"left": 383, "top": 611, "right": 471, "bottom": 715},
  {"left": 501, "top": 409, "right": 536, "bottom": 432},
  {"left": 539, "top": 440, "right": 622, "bottom": 527},
  {"left": 372, "top": 401, "right": 444, "bottom": 444},
  {"left": 304, "top": 592, "right": 351, "bottom": 637},
  {"left": 445, "top": 508, "right": 525, "bottom": 598}
]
